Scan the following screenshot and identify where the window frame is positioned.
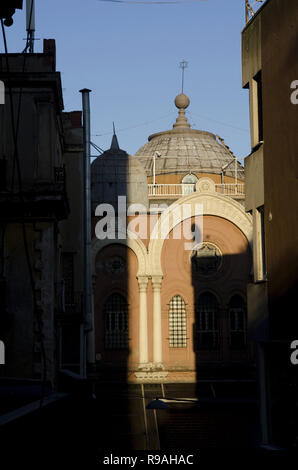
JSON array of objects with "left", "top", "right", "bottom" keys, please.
[
  {"left": 104, "top": 293, "right": 129, "bottom": 350},
  {"left": 195, "top": 292, "right": 220, "bottom": 351},
  {"left": 168, "top": 295, "right": 187, "bottom": 348}
]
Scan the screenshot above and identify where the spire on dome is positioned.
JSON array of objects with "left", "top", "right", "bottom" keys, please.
[
  {"left": 173, "top": 93, "right": 191, "bottom": 129},
  {"left": 110, "top": 122, "right": 120, "bottom": 151}
]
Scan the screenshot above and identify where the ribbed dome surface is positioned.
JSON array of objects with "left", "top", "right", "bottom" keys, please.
[
  {"left": 135, "top": 94, "right": 244, "bottom": 178},
  {"left": 135, "top": 129, "right": 244, "bottom": 177}
]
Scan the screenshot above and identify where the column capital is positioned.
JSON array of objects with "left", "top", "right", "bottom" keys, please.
[
  {"left": 137, "top": 275, "right": 149, "bottom": 292},
  {"left": 152, "top": 275, "right": 163, "bottom": 291}
]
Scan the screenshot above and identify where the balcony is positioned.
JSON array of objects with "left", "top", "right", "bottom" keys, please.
[{"left": 148, "top": 183, "right": 245, "bottom": 199}]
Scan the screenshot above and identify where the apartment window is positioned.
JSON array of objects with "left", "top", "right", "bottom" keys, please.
[
  {"left": 229, "top": 295, "right": 247, "bottom": 349},
  {"left": 196, "top": 292, "right": 219, "bottom": 350},
  {"left": 169, "top": 295, "right": 187, "bottom": 348},
  {"left": 104, "top": 294, "right": 128, "bottom": 349}
]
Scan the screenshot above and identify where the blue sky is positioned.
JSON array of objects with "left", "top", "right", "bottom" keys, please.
[{"left": 4, "top": 0, "right": 264, "bottom": 161}]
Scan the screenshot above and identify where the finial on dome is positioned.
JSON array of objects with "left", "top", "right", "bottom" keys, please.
[
  {"left": 173, "top": 93, "right": 191, "bottom": 129},
  {"left": 175, "top": 93, "right": 190, "bottom": 109}
]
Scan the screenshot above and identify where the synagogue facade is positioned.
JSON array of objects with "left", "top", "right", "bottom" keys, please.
[{"left": 90, "top": 93, "right": 254, "bottom": 383}]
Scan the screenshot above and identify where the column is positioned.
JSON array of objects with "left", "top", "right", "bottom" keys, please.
[
  {"left": 152, "top": 275, "right": 163, "bottom": 368},
  {"left": 138, "top": 276, "right": 149, "bottom": 367}
]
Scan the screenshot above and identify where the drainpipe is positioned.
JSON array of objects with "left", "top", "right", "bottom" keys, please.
[{"left": 79, "top": 88, "right": 93, "bottom": 378}]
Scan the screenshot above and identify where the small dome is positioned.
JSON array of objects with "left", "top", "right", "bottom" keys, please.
[{"left": 91, "top": 134, "right": 149, "bottom": 212}]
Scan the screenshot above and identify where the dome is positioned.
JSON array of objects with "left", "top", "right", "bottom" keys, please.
[
  {"left": 135, "top": 94, "right": 244, "bottom": 178},
  {"left": 91, "top": 133, "right": 149, "bottom": 212}
]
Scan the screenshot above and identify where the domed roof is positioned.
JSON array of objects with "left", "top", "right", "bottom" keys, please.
[
  {"left": 135, "top": 94, "right": 244, "bottom": 178},
  {"left": 91, "top": 133, "right": 149, "bottom": 211}
]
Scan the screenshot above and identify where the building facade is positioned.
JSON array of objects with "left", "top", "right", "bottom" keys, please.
[
  {"left": 91, "top": 93, "right": 254, "bottom": 383},
  {"left": 242, "top": 0, "right": 298, "bottom": 448},
  {"left": 0, "top": 39, "right": 85, "bottom": 387}
]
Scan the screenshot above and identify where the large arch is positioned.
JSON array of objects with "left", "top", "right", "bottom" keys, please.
[
  {"left": 91, "top": 229, "right": 149, "bottom": 278},
  {"left": 148, "top": 191, "right": 253, "bottom": 276}
]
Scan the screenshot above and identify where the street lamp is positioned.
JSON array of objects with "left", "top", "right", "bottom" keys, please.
[{"left": 152, "top": 151, "right": 161, "bottom": 195}]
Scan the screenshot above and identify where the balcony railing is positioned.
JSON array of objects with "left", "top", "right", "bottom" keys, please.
[
  {"left": 215, "top": 184, "right": 245, "bottom": 196},
  {"left": 148, "top": 184, "right": 196, "bottom": 197},
  {"left": 148, "top": 183, "right": 245, "bottom": 198}
]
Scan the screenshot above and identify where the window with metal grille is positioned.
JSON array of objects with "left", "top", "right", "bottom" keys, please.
[
  {"left": 196, "top": 292, "right": 219, "bottom": 350},
  {"left": 229, "top": 295, "right": 246, "bottom": 349},
  {"left": 104, "top": 294, "right": 128, "bottom": 349},
  {"left": 169, "top": 295, "right": 187, "bottom": 348}
]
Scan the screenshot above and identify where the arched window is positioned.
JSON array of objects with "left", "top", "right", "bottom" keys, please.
[
  {"left": 169, "top": 295, "right": 187, "bottom": 348},
  {"left": 182, "top": 173, "right": 197, "bottom": 195},
  {"left": 229, "top": 295, "right": 246, "bottom": 349},
  {"left": 104, "top": 294, "right": 128, "bottom": 349},
  {"left": 196, "top": 292, "right": 219, "bottom": 350}
]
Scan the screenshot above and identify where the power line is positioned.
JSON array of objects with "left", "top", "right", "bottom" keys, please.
[
  {"left": 187, "top": 111, "right": 249, "bottom": 133},
  {"left": 93, "top": 112, "right": 176, "bottom": 137}
]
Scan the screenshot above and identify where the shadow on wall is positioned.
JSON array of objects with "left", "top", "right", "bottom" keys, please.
[
  {"left": 159, "top": 227, "right": 258, "bottom": 450},
  {"left": 89, "top": 134, "right": 151, "bottom": 451},
  {"left": 90, "top": 139, "right": 134, "bottom": 451},
  {"left": 262, "top": 250, "right": 298, "bottom": 448},
  {"left": 192, "top": 241, "right": 258, "bottom": 449}
]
